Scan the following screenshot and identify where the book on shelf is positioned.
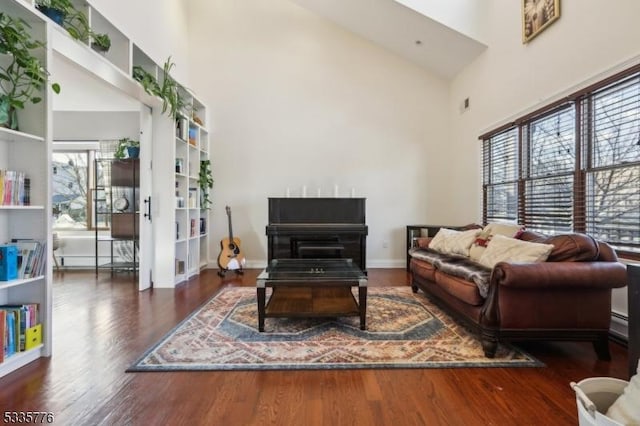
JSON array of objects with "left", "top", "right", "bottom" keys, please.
[
  {"left": 188, "top": 188, "right": 197, "bottom": 208},
  {"left": 0, "top": 310, "right": 4, "bottom": 363},
  {"left": 200, "top": 218, "right": 206, "bottom": 235},
  {"left": 0, "top": 170, "right": 30, "bottom": 206},
  {"left": 0, "top": 245, "right": 18, "bottom": 281},
  {"left": 190, "top": 219, "right": 196, "bottom": 237},
  {"left": 10, "top": 239, "right": 46, "bottom": 279},
  {"left": 1, "top": 304, "right": 40, "bottom": 356},
  {"left": 175, "top": 116, "right": 189, "bottom": 141}
]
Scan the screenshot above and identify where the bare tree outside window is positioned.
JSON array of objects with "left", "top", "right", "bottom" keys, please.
[
  {"left": 52, "top": 152, "right": 89, "bottom": 229},
  {"left": 483, "top": 67, "right": 640, "bottom": 255}
]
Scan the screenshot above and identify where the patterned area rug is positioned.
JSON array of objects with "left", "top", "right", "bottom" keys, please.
[{"left": 128, "top": 286, "right": 542, "bottom": 371}]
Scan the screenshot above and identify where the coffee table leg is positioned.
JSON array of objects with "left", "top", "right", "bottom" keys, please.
[
  {"left": 257, "top": 285, "right": 266, "bottom": 332},
  {"left": 359, "top": 280, "right": 367, "bottom": 330}
]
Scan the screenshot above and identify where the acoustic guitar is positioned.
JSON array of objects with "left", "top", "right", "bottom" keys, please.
[{"left": 218, "top": 206, "right": 246, "bottom": 276}]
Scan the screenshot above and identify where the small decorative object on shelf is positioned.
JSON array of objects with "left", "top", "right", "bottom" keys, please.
[{"left": 188, "top": 127, "right": 197, "bottom": 146}]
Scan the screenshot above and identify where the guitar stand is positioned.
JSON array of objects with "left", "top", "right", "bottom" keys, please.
[{"left": 217, "top": 268, "right": 244, "bottom": 277}]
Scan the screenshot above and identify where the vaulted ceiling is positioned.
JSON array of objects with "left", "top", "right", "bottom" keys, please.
[{"left": 290, "top": 0, "right": 487, "bottom": 80}]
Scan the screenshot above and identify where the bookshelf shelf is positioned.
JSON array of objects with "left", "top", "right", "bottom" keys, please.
[
  {"left": 0, "top": 344, "right": 44, "bottom": 377},
  {"left": 0, "top": 206, "right": 45, "bottom": 210},
  {"left": 0, "top": 276, "right": 45, "bottom": 290},
  {"left": 0, "top": 128, "right": 45, "bottom": 144}
]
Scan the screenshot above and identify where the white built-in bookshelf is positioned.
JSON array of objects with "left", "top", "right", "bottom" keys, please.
[
  {"left": 174, "top": 96, "right": 210, "bottom": 285},
  {"left": 0, "top": 1, "right": 52, "bottom": 378},
  {"left": 1, "top": 0, "right": 211, "bottom": 376}
]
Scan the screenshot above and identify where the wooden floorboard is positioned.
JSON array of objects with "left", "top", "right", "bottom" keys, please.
[{"left": 0, "top": 268, "right": 629, "bottom": 425}]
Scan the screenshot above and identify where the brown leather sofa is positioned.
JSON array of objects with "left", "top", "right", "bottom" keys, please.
[{"left": 409, "top": 227, "right": 628, "bottom": 359}]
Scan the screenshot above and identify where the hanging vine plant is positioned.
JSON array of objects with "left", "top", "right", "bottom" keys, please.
[{"left": 198, "top": 160, "right": 213, "bottom": 209}]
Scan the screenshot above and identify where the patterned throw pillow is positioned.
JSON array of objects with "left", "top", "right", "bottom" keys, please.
[{"left": 469, "top": 222, "right": 525, "bottom": 262}]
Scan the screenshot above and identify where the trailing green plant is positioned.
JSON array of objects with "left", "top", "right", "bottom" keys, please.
[
  {"left": 114, "top": 137, "right": 140, "bottom": 159},
  {"left": 133, "top": 57, "right": 190, "bottom": 119},
  {"left": 159, "top": 57, "right": 190, "bottom": 118},
  {"left": 132, "top": 66, "right": 161, "bottom": 97},
  {"left": 198, "top": 160, "right": 213, "bottom": 209},
  {"left": 35, "top": 0, "right": 111, "bottom": 52},
  {"left": 0, "top": 12, "right": 60, "bottom": 130}
]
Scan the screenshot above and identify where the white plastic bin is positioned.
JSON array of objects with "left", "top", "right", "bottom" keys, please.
[{"left": 571, "top": 377, "right": 629, "bottom": 426}]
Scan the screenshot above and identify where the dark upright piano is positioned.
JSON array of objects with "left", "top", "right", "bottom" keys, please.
[{"left": 265, "top": 197, "right": 368, "bottom": 271}]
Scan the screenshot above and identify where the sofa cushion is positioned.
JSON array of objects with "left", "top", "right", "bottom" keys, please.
[
  {"left": 470, "top": 222, "right": 525, "bottom": 262},
  {"left": 429, "top": 228, "right": 480, "bottom": 257},
  {"left": 434, "top": 271, "right": 485, "bottom": 306},
  {"left": 519, "top": 231, "right": 600, "bottom": 261},
  {"left": 479, "top": 234, "right": 554, "bottom": 269}
]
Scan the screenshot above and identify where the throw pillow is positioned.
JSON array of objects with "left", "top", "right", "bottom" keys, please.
[
  {"left": 429, "top": 228, "right": 480, "bottom": 257},
  {"left": 478, "top": 234, "right": 554, "bottom": 269},
  {"left": 469, "top": 222, "right": 525, "bottom": 262},
  {"left": 606, "top": 361, "right": 640, "bottom": 424}
]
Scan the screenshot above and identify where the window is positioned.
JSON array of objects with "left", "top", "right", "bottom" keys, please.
[
  {"left": 583, "top": 75, "right": 640, "bottom": 252},
  {"left": 521, "top": 106, "right": 575, "bottom": 234},
  {"left": 482, "top": 128, "right": 518, "bottom": 223},
  {"left": 52, "top": 143, "right": 108, "bottom": 230},
  {"left": 52, "top": 152, "right": 89, "bottom": 229},
  {"left": 482, "top": 64, "right": 640, "bottom": 256}
]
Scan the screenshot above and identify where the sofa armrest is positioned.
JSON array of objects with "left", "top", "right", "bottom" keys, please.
[
  {"left": 415, "top": 237, "right": 432, "bottom": 249},
  {"left": 492, "top": 261, "right": 627, "bottom": 290}
]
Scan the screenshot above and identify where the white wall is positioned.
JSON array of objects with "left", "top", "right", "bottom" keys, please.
[
  {"left": 187, "top": 0, "right": 450, "bottom": 268},
  {"left": 87, "top": 0, "right": 191, "bottom": 84},
  {"left": 448, "top": 0, "right": 640, "bottom": 317}
]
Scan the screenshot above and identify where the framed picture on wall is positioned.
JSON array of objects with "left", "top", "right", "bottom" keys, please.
[{"left": 522, "top": 0, "right": 560, "bottom": 43}]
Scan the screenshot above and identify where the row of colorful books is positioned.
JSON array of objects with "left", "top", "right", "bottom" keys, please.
[
  {"left": 0, "top": 304, "right": 41, "bottom": 363},
  {"left": 0, "top": 169, "right": 31, "bottom": 206},
  {"left": 0, "top": 240, "right": 47, "bottom": 281},
  {"left": 15, "top": 240, "right": 47, "bottom": 280}
]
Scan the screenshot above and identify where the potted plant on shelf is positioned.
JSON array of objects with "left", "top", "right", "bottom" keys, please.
[
  {"left": 35, "top": 0, "right": 69, "bottom": 25},
  {"left": 114, "top": 138, "right": 140, "bottom": 159},
  {"left": 91, "top": 33, "right": 111, "bottom": 53},
  {"left": 0, "top": 12, "right": 61, "bottom": 130},
  {"left": 198, "top": 160, "right": 213, "bottom": 209},
  {"left": 35, "top": 0, "right": 111, "bottom": 53}
]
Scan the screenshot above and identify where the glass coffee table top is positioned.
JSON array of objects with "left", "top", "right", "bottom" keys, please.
[{"left": 257, "top": 258, "right": 366, "bottom": 282}]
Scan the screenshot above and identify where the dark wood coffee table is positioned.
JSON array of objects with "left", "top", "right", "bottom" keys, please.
[{"left": 256, "top": 258, "right": 368, "bottom": 331}]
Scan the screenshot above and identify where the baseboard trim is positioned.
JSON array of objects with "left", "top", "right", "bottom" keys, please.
[{"left": 610, "top": 311, "right": 629, "bottom": 344}]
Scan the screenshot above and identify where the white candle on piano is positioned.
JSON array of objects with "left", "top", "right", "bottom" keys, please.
[
  {"left": 302, "top": 185, "right": 307, "bottom": 198},
  {"left": 317, "top": 187, "right": 321, "bottom": 197},
  {"left": 333, "top": 184, "right": 339, "bottom": 197},
  {"left": 285, "top": 187, "right": 290, "bottom": 197},
  {"left": 350, "top": 187, "right": 355, "bottom": 197}
]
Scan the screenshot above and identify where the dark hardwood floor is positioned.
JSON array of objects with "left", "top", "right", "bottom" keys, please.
[{"left": 0, "top": 269, "right": 629, "bottom": 425}]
